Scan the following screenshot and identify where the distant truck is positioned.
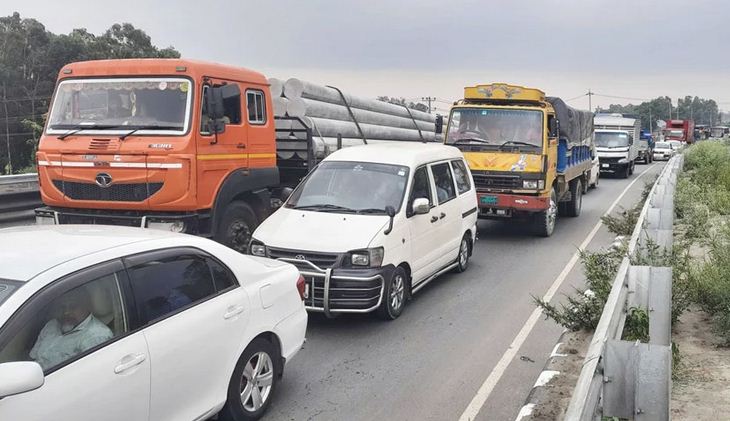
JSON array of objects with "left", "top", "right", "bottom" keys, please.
[
  {"left": 664, "top": 119, "right": 695, "bottom": 144},
  {"left": 594, "top": 113, "right": 640, "bottom": 177},
  {"left": 444, "top": 83, "right": 594, "bottom": 237},
  {"left": 710, "top": 126, "right": 728, "bottom": 139}
]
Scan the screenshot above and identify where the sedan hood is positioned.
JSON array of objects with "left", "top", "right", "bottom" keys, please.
[{"left": 254, "top": 208, "right": 389, "bottom": 253}]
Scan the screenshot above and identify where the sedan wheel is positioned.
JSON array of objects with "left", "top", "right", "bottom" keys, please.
[{"left": 240, "top": 352, "right": 274, "bottom": 412}]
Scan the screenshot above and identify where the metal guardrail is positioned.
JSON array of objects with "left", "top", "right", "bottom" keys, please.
[
  {"left": 0, "top": 173, "right": 41, "bottom": 226},
  {"left": 565, "top": 155, "right": 683, "bottom": 421}
]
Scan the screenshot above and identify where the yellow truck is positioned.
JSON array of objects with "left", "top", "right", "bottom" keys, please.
[{"left": 444, "top": 83, "right": 594, "bottom": 236}]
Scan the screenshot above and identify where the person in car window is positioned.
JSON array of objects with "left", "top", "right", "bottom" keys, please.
[{"left": 29, "top": 287, "right": 113, "bottom": 371}]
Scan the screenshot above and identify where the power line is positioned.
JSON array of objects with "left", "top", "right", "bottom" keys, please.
[
  {"left": 565, "top": 94, "right": 587, "bottom": 102},
  {"left": 421, "top": 96, "right": 436, "bottom": 114}
]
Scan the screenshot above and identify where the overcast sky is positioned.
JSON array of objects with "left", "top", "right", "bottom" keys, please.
[{"left": 9, "top": 0, "right": 730, "bottom": 113}]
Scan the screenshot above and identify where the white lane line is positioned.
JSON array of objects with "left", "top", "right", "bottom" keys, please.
[{"left": 458, "top": 164, "right": 658, "bottom": 421}]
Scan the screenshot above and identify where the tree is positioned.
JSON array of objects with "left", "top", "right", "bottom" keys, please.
[
  {"left": 0, "top": 12, "right": 181, "bottom": 174},
  {"left": 377, "top": 96, "right": 429, "bottom": 113},
  {"left": 596, "top": 95, "right": 719, "bottom": 132}
]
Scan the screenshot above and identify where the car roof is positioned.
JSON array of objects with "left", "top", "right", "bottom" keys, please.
[
  {"left": 322, "top": 142, "right": 464, "bottom": 168},
  {"left": 0, "top": 225, "right": 180, "bottom": 282}
]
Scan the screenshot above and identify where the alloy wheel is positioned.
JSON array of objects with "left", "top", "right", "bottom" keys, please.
[{"left": 240, "top": 352, "right": 274, "bottom": 412}]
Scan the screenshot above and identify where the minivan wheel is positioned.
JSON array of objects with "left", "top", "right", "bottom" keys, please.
[
  {"left": 377, "top": 267, "right": 407, "bottom": 320},
  {"left": 454, "top": 235, "right": 471, "bottom": 273},
  {"left": 216, "top": 202, "right": 258, "bottom": 254},
  {"left": 220, "top": 338, "right": 280, "bottom": 421}
]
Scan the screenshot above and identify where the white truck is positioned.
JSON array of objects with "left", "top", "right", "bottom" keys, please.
[{"left": 593, "top": 113, "right": 640, "bottom": 178}]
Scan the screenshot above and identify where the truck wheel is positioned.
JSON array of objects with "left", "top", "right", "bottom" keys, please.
[
  {"left": 582, "top": 175, "right": 589, "bottom": 194},
  {"left": 622, "top": 165, "right": 630, "bottom": 179},
  {"left": 629, "top": 163, "right": 635, "bottom": 175},
  {"left": 377, "top": 266, "right": 407, "bottom": 320},
  {"left": 592, "top": 172, "right": 599, "bottom": 188},
  {"left": 217, "top": 201, "right": 258, "bottom": 253},
  {"left": 567, "top": 179, "right": 582, "bottom": 217},
  {"left": 533, "top": 189, "right": 557, "bottom": 237}
]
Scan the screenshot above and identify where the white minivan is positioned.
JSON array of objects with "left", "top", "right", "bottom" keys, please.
[{"left": 250, "top": 143, "right": 478, "bottom": 320}]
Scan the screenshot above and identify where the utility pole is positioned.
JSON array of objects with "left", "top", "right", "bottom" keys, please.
[
  {"left": 668, "top": 98, "right": 672, "bottom": 120},
  {"left": 587, "top": 89, "right": 593, "bottom": 112},
  {"left": 421, "top": 97, "right": 436, "bottom": 114}
]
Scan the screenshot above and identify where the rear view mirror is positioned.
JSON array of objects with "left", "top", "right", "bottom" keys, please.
[
  {"left": 435, "top": 115, "right": 444, "bottom": 135},
  {"left": 0, "top": 362, "right": 44, "bottom": 398},
  {"left": 204, "top": 86, "right": 225, "bottom": 120},
  {"left": 412, "top": 198, "right": 430, "bottom": 215}
]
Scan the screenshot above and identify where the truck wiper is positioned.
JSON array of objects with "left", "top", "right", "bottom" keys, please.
[
  {"left": 55, "top": 124, "right": 123, "bottom": 140},
  {"left": 452, "top": 138, "right": 490, "bottom": 145},
  {"left": 119, "top": 125, "right": 182, "bottom": 140},
  {"left": 293, "top": 204, "right": 357, "bottom": 213},
  {"left": 499, "top": 140, "right": 537, "bottom": 149}
]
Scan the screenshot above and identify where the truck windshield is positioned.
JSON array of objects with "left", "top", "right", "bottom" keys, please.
[
  {"left": 0, "top": 279, "right": 21, "bottom": 305},
  {"left": 286, "top": 161, "right": 409, "bottom": 214},
  {"left": 47, "top": 78, "right": 192, "bottom": 135},
  {"left": 666, "top": 130, "right": 684, "bottom": 139},
  {"left": 445, "top": 108, "right": 543, "bottom": 148},
  {"left": 595, "top": 132, "right": 630, "bottom": 147}
]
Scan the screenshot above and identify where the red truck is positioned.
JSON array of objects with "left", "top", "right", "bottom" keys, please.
[{"left": 663, "top": 119, "right": 695, "bottom": 144}]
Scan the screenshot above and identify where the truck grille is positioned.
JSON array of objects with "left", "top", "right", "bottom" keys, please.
[
  {"left": 268, "top": 247, "right": 341, "bottom": 269},
  {"left": 52, "top": 180, "right": 163, "bottom": 202},
  {"left": 471, "top": 172, "right": 521, "bottom": 189}
]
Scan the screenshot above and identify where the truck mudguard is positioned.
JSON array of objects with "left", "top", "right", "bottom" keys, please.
[{"left": 212, "top": 167, "right": 280, "bottom": 229}]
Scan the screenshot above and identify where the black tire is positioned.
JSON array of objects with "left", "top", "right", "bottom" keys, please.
[
  {"left": 593, "top": 171, "right": 599, "bottom": 188},
  {"left": 629, "top": 163, "right": 635, "bottom": 175},
  {"left": 533, "top": 188, "right": 557, "bottom": 237},
  {"left": 220, "top": 338, "right": 281, "bottom": 421},
  {"left": 582, "top": 175, "right": 589, "bottom": 194},
  {"left": 621, "top": 164, "right": 630, "bottom": 179},
  {"left": 567, "top": 179, "right": 582, "bottom": 217},
  {"left": 377, "top": 266, "right": 407, "bottom": 320},
  {"left": 216, "top": 201, "right": 258, "bottom": 253},
  {"left": 454, "top": 234, "right": 471, "bottom": 273}
]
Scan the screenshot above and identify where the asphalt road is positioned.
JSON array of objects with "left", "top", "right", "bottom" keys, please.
[{"left": 263, "top": 161, "right": 665, "bottom": 421}]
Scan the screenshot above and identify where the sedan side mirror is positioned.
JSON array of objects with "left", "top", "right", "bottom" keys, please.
[
  {"left": 412, "top": 198, "right": 430, "bottom": 215},
  {"left": 0, "top": 362, "right": 44, "bottom": 398}
]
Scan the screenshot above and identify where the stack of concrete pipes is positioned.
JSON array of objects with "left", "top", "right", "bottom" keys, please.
[{"left": 269, "top": 78, "right": 439, "bottom": 160}]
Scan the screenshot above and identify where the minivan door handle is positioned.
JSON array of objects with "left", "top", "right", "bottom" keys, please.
[
  {"left": 114, "top": 353, "right": 146, "bottom": 374},
  {"left": 224, "top": 305, "right": 245, "bottom": 319},
  {"left": 439, "top": 212, "right": 446, "bottom": 219},
  {"left": 430, "top": 216, "right": 438, "bottom": 223}
]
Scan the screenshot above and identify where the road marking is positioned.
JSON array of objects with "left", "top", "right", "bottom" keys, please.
[{"left": 458, "top": 164, "right": 658, "bottom": 421}]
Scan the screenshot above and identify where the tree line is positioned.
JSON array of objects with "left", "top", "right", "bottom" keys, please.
[
  {"left": 595, "top": 96, "right": 721, "bottom": 132},
  {"left": 0, "top": 12, "right": 179, "bottom": 174}
]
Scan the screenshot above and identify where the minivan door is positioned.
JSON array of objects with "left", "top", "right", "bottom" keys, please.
[
  {"left": 406, "top": 166, "right": 442, "bottom": 284},
  {"left": 429, "top": 162, "right": 462, "bottom": 269}
]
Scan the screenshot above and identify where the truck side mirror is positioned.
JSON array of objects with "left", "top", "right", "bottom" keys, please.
[
  {"left": 204, "top": 86, "right": 226, "bottom": 136},
  {"left": 435, "top": 115, "right": 444, "bottom": 135}
]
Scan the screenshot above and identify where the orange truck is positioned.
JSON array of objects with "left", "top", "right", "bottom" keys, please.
[{"left": 34, "top": 59, "right": 320, "bottom": 252}]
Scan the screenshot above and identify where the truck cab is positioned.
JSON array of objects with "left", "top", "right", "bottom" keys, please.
[
  {"left": 594, "top": 113, "right": 639, "bottom": 178},
  {"left": 35, "top": 59, "right": 279, "bottom": 252}
]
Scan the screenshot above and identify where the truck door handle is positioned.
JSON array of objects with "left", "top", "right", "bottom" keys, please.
[
  {"left": 236, "top": 143, "right": 246, "bottom": 149},
  {"left": 224, "top": 305, "right": 245, "bottom": 319},
  {"left": 114, "top": 353, "right": 146, "bottom": 374},
  {"left": 439, "top": 212, "right": 446, "bottom": 219},
  {"left": 430, "top": 216, "right": 438, "bottom": 223}
]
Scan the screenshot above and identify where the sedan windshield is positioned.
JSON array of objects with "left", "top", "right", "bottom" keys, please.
[
  {"left": 286, "top": 161, "right": 409, "bottom": 214},
  {"left": 0, "top": 279, "right": 21, "bottom": 305},
  {"left": 655, "top": 142, "right": 671, "bottom": 150},
  {"left": 595, "top": 132, "right": 630, "bottom": 147},
  {"left": 445, "top": 108, "right": 543, "bottom": 148},
  {"left": 47, "top": 78, "right": 192, "bottom": 135}
]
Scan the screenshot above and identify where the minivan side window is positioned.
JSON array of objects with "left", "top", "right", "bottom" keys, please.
[
  {"left": 451, "top": 159, "right": 471, "bottom": 194},
  {"left": 0, "top": 271, "right": 128, "bottom": 373},
  {"left": 431, "top": 162, "right": 457, "bottom": 203},
  {"left": 408, "top": 166, "right": 433, "bottom": 215},
  {"left": 246, "top": 90, "right": 266, "bottom": 124},
  {"left": 126, "top": 251, "right": 218, "bottom": 323}
]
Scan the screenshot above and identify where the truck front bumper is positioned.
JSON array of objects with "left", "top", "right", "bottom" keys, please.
[
  {"left": 477, "top": 192, "right": 549, "bottom": 218},
  {"left": 598, "top": 158, "right": 630, "bottom": 173},
  {"left": 277, "top": 258, "right": 395, "bottom": 317}
]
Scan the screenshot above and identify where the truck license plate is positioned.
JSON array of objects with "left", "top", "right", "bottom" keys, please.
[
  {"left": 601, "top": 163, "right": 609, "bottom": 168},
  {"left": 480, "top": 195, "right": 498, "bottom": 205}
]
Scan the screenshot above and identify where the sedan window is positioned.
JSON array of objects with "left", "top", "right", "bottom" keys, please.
[
  {"left": 0, "top": 279, "right": 21, "bottom": 305},
  {"left": 0, "top": 272, "right": 128, "bottom": 373}
]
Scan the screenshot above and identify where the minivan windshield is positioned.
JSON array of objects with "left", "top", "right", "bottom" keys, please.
[
  {"left": 0, "top": 279, "right": 21, "bottom": 305},
  {"left": 445, "top": 108, "right": 543, "bottom": 148},
  {"left": 595, "top": 132, "right": 630, "bottom": 147},
  {"left": 47, "top": 78, "right": 192, "bottom": 135},
  {"left": 286, "top": 161, "right": 410, "bottom": 214}
]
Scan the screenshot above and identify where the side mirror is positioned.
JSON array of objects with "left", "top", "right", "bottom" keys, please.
[
  {"left": 435, "top": 115, "right": 444, "bottom": 135},
  {"left": 204, "top": 86, "right": 225, "bottom": 120},
  {"left": 0, "top": 362, "right": 44, "bottom": 398},
  {"left": 280, "top": 187, "right": 294, "bottom": 203},
  {"left": 383, "top": 205, "right": 396, "bottom": 235},
  {"left": 412, "top": 198, "right": 430, "bottom": 215}
]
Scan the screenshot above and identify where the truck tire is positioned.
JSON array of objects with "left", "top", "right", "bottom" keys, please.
[
  {"left": 566, "top": 179, "right": 582, "bottom": 217},
  {"left": 216, "top": 201, "right": 258, "bottom": 253},
  {"left": 533, "top": 189, "right": 557, "bottom": 237},
  {"left": 622, "top": 164, "right": 630, "bottom": 179},
  {"left": 582, "top": 174, "right": 589, "bottom": 194},
  {"left": 629, "top": 162, "right": 635, "bottom": 175}
]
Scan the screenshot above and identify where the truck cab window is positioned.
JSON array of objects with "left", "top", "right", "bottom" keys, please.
[
  {"left": 246, "top": 90, "right": 266, "bottom": 125},
  {"left": 200, "top": 84, "right": 241, "bottom": 134}
]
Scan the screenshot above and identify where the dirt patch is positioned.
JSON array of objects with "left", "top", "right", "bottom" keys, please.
[
  {"left": 524, "top": 330, "right": 592, "bottom": 420},
  {"left": 671, "top": 306, "right": 730, "bottom": 420}
]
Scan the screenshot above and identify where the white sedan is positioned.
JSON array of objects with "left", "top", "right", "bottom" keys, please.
[
  {"left": 0, "top": 225, "right": 306, "bottom": 421},
  {"left": 653, "top": 142, "right": 675, "bottom": 161}
]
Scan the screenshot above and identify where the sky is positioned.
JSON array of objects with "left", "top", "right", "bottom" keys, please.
[{"left": 8, "top": 0, "right": 730, "bottom": 113}]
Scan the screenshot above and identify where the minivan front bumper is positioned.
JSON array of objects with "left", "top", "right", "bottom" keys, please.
[{"left": 277, "top": 257, "right": 394, "bottom": 318}]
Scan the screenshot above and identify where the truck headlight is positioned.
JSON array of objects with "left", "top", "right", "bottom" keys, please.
[
  {"left": 350, "top": 247, "right": 384, "bottom": 267},
  {"left": 249, "top": 240, "right": 267, "bottom": 257},
  {"left": 522, "top": 180, "right": 538, "bottom": 189},
  {"left": 148, "top": 220, "right": 186, "bottom": 233}
]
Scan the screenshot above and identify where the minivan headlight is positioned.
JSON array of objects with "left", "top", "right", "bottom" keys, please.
[
  {"left": 249, "top": 240, "right": 267, "bottom": 257},
  {"left": 350, "top": 247, "right": 384, "bottom": 268}
]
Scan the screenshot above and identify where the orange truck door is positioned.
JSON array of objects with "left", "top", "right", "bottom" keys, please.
[{"left": 196, "top": 79, "right": 248, "bottom": 209}]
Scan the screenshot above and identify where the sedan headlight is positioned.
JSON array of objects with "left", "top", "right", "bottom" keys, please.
[
  {"left": 249, "top": 240, "right": 267, "bottom": 257},
  {"left": 350, "top": 247, "right": 384, "bottom": 268}
]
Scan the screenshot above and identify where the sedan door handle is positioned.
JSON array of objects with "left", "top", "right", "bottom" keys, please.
[
  {"left": 224, "top": 305, "right": 245, "bottom": 320},
  {"left": 439, "top": 212, "right": 446, "bottom": 219},
  {"left": 430, "top": 216, "right": 439, "bottom": 223},
  {"left": 114, "top": 354, "right": 146, "bottom": 374}
]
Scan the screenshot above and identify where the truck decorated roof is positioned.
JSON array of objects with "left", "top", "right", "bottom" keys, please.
[{"left": 464, "top": 83, "right": 545, "bottom": 103}]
